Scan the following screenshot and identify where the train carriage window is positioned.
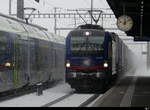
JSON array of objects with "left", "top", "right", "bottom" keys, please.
[
  {"left": 0, "top": 43, "right": 6, "bottom": 52},
  {"left": 0, "top": 32, "right": 8, "bottom": 54},
  {"left": 0, "top": 32, "right": 7, "bottom": 42}
]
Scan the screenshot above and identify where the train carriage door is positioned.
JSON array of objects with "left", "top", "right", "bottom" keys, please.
[
  {"left": 28, "top": 38, "right": 39, "bottom": 85},
  {"left": 42, "top": 31, "right": 54, "bottom": 81},
  {"left": 47, "top": 41, "right": 53, "bottom": 81},
  {"left": 12, "top": 34, "right": 28, "bottom": 89},
  {"left": 42, "top": 40, "right": 52, "bottom": 82},
  {"left": 51, "top": 42, "right": 60, "bottom": 81},
  {"left": 51, "top": 42, "right": 55, "bottom": 80},
  {"left": 52, "top": 43, "right": 57, "bottom": 80},
  {"left": 36, "top": 39, "right": 50, "bottom": 83}
]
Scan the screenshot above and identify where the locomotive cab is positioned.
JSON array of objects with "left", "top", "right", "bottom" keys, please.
[{"left": 65, "top": 24, "right": 115, "bottom": 91}]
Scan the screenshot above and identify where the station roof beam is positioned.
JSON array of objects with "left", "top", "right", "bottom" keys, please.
[{"left": 106, "top": 0, "right": 150, "bottom": 38}]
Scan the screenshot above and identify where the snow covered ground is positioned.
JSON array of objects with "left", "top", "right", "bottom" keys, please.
[
  {"left": 0, "top": 82, "right": 102, "bottom": 107},
  {"left": 50, "top": 94, "right": 99, "bottom": 107},
  {"left": 0, "top": 82, "right": 75, "bottom": 107}
]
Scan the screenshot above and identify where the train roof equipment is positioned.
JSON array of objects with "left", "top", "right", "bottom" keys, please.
[{"left": 77, "top": 24, "right": 104, "bottom": 30}]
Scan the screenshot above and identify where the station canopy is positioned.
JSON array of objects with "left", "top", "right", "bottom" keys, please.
[{"left": 106, "top": 0, "right": 150, "bottom": 38}]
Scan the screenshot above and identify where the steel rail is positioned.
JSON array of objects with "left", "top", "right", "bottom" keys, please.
[
  {"left": 41, "top": 91, "right": 74, "bottom": 107},
  {"left": 79, "top": 94, "right": 100, "bottom": 107}
]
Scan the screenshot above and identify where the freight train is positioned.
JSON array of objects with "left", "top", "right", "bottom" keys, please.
[
  {"left": 65, "top": 24, "right": 133, "bottom": 92},
  {"left": 0, "top": 13, "right": 65, "bottom": 93}
]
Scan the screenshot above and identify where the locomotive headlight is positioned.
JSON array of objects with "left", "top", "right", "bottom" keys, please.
[
  {"left": 66, "top": 60, "right": 71, "bottom": 68},
  {"left": 85, "top": 31, "right": 90, "bottom": 36},
  {"left": 103, "top": 62, "right": 108, "bottom": 68},
  {"left": 5, "top": 62, "right": 11, "bottom": 67},
  {"left": 66, "top": 63, "right": 71, "bottom": 68}
]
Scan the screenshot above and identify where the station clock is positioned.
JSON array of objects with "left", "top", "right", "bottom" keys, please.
[{"left": 117, "top": 15, "right": 133, "bottom": 32}]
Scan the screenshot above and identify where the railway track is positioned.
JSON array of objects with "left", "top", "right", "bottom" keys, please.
[
  {"left": 41, "top": 91, "right": 75, "bottom": 107},
  {"left": 42, "top": 92, "right": 101, "bottom": 107},
  {"left": 79, "top": 94, "right": 100, "bottom": 107}
]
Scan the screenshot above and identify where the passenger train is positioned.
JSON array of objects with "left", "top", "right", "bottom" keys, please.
[
  {"left": 0, "top": 13, "right": 65, "bottom": 93},
  {"left": 65, "top": 24, "right": 133, "bottom": 92}
]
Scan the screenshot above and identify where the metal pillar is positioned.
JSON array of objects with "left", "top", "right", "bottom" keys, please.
[
  {"left": 54, "top": 7, "right": 57, "bottom": 34},
  {"left": 101, "top": 14, "right": 103, "bottom": 27},
  {"left": 74, "top": 15, "right": 77, "bottom": 27},
  {"left": 91, "top": 0, "right": 93, "bottom": 24},
  {"left": 147, "top": 42, "right": 150, "bottom": 69},
  {"left": 9, "top": 0, "right": 12, "bottom": 15},
  {"left": 36, "top": 83, "right": 43, "bottom": 96},
  {"left": 17, "top": 0, "right": 24, "bottom": 19}
]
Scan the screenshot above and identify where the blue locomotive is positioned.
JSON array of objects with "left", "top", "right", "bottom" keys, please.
[{"left": 65, "top": 24, "right": 130, "bottom": 92}]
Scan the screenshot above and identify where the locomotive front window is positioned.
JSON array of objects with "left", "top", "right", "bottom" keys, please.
[{"left": 71, "top": 35, "right": 104, "bottom": 56}]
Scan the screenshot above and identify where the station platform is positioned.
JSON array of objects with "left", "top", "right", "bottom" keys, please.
[{"left": 91, "top": 76, "right": 150, "bottom": 107}]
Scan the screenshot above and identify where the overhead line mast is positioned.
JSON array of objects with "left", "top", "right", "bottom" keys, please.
[
  {"left": 17, "top": 0, "right": 24, "bottom": 19},
  {"left": 91, "top": 0, "right": 93, "bottom": 24},
  {"left": 9, "top": 0, "right": 12, "bottom": 15}
]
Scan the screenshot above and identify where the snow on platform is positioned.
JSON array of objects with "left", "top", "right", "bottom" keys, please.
[
  {"left": 51, "top": 94, "right": 94, "bottom": 107},
  {"left": 0, "top": 82, "right": 74, "bottom": 107}
]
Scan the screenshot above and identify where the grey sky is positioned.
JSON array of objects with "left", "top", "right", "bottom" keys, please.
[
  {"left": 0, "top": 0, "right": 127, "bottom": 37},
  {"left": 0, "top": 0, "right": 111, "bottom": 14}
]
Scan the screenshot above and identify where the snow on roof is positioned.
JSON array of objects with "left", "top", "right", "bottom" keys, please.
[{"left": 0, "top": 13, "right": 65, "bottom": 44}]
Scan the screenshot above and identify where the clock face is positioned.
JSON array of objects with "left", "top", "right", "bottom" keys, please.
[{"left": 117, "top": 15, "right": 133, "bottom": 32}]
